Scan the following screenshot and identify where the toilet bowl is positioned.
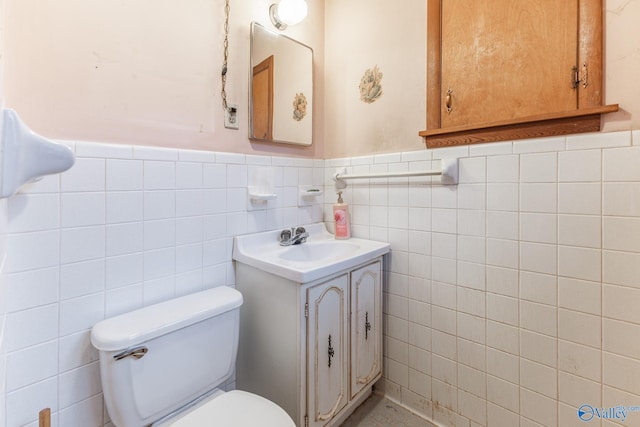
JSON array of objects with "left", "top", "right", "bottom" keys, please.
[
  {"left": 153, "top": 390, "right": 294, "bottom": 426},
  {"left": 91, "top": 286, "right": 295, "bottom": 427}
]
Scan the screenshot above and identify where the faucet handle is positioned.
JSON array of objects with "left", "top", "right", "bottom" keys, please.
[
  {"left": 279, "top": 226, "right": 308, "bottom": 245},
  {"left": 294, "top": 226, "right": 308, "bottom": 243},
  {"left": 279, "top": 229, "right": 292, "bottom": 243}
]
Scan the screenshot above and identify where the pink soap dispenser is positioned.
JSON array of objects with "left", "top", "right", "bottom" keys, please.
[{"left": 333, "top": 191, "right": 351, "bottom": 239}]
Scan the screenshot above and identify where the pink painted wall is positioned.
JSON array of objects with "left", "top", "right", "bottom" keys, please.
[
  {"left": 5, "top": 0, "right": 638, "bottom": 161},
  {"left": 323, "top": 0, "right": 640, "bottom": 158},
  {"left": 2, "top": 0, "right": 325, "bottom": 158}
]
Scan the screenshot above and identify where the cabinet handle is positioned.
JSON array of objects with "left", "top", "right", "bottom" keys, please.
[
  {"left": 365, "top": 311, "right": 371, "bottom": 340},
  {"left": 572, "top": 64, "right": 588, "bottom": 89},
  {"left": 572, "top": 66, "right": 580, "bottom": 89},
  {"left": 328, "top": 334, "right": 335, "bottom": 367},
  {"left": 445, "top": 89, "right": 453, "bottom": 114}
]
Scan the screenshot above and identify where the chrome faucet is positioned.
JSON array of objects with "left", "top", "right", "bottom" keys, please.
[{"left": 279, "top": 226, "right": 309, "bottom": 246}]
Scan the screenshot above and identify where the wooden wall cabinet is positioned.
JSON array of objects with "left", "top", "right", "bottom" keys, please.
[{"left": 420, "top": 0, "right": 618, "bottom": 148}]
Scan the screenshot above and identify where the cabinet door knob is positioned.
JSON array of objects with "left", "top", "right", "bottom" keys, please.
[{"left": 445, "top": 89, "right": 453, "bottom": 114}]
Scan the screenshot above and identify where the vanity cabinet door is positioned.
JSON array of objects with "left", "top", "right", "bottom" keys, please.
[
  {"left": 306, "top": 275, "right": 349, "bottom": 427},
  {"left": 350, "top": 261, "right": 382, "bottom": 398}
]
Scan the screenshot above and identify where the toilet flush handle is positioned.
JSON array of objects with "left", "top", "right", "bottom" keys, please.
[{"left": 113, "top": 346, "right": 148, "bottom": 361}]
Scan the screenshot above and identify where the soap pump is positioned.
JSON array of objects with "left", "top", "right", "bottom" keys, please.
[{"left": 333, "top": 191, "right": 351, "bottom": 239}]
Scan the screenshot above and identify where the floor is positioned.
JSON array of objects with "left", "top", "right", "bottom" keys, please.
[{"left": 340, "top": 394, "right": 436, "bottom": 427}]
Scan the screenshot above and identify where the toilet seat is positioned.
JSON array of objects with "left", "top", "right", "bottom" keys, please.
[{"left": 153, "top": 390, "right": 296, "bottom": 427}]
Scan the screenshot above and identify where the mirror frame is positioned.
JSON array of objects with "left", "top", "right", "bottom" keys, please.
[{"left": 249, "top": 21, "right": 314, "bottom": 146}]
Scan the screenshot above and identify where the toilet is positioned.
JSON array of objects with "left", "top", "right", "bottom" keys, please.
[{"left": 90, "top": 286, "right": 295, "bottom": 427}]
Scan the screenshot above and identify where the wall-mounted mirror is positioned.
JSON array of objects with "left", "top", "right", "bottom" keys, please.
[{"left": 250, "top": 22, "right": 313, "bottom": 146}]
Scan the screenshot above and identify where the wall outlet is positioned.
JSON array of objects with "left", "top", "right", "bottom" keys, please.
[{"left": 224, "top": 104, "right": 239, "bottom": 130}]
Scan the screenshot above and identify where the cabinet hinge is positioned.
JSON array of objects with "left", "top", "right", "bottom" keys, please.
[
  {"left": 304, "top": 414, "right": 309, "bottom": 427},
  {"left": 572, "top": 63, "right": 588, "bottom": 89},
  {"left": 304, "top": 302, "right": 309, "bottom": 318}
]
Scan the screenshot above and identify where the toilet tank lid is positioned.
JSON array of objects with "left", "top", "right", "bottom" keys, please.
[{"left": 91, "top": 286, "right": 243, "bottom": 351}]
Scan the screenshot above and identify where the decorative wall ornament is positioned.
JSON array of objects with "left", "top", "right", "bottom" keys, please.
[
  {"left": 292, "top": 92, "right": 308, "bottom": 121},
  {"left": 359, "top": 65, "right": 383, "bottom": 103}
]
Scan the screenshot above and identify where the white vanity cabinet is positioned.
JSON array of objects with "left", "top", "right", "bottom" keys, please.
[{"left": 235, "top": 258, "right": 383, "bottom": 427}]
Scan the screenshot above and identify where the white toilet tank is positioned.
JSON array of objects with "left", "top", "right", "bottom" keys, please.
[{"left": 91, "top": 286, "right": 243, "bottom": 427}]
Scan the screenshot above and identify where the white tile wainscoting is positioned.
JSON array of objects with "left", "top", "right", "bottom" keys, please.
[
  {"left": 2, "top": 130, "right": 640, "bottom": 427},
  {"left": 0, "top": 142, "right": 325, "bottom": 427},
  {"left": 1, "top": 199, "right": 7, "bottom": 427},
  {"left": 328, "top": 130, "right": 640, "bottom": 427}
]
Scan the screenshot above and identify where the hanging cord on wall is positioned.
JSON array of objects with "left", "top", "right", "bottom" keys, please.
[
  {"left": 221, "top": 0, "right": 231, "bottom": 113},
  {"left": 220, "top": 0, "right": 238, "bottom": 128}
]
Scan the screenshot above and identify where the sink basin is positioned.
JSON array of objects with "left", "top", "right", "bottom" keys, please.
[
  {"left": 278, "top": 241, "right": 360, "bottom": 263},
  {"left": 233, "top": 223, "right": 390, "bottom": 283}
]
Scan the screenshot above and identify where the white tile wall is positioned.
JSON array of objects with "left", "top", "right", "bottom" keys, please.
[
  {"left": 0, "top": 198, "right": 8, "bottom": 427},
  {"left": 1, "top": 142, "right": 324, "bottom": 427},
  {"left": 5, "top": 130, "right": 640, "bottom": 427},
  {"left": 330, "top": 131, "right": 640, "bottom": 427}
]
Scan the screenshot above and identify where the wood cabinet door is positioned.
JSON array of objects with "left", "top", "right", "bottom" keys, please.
[
  {"left": 440, "top": 0, "right": 578, "bottom": 128},
  {"left": 306, "top": 275, "right": 348, "bottom": 427},
  {"left": 350, "top": 261, "right": 382, "bottom": 398}
]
